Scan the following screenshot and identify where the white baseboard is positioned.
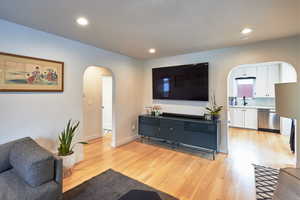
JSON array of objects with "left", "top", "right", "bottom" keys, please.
[
  {"left": 116, "top": 134, "right": 139, "bottom": 147},
  {"left": 84, "top": 134, "right": 102, "bottom": 141}
]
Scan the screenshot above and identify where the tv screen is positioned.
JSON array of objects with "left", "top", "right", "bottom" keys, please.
[{"left": 152, "top": 63, "right": 209, "bottom": 101}]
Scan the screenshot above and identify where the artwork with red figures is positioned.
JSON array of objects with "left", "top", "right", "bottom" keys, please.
[
  {"left": 0, "top": 52, "right": 63, "bottom": 91},
  {"left": 3, "top": 62, "right": 58, "bottom": 85},
  {"left": 24, "top": 66, "right": 58, "bottom": 85}
]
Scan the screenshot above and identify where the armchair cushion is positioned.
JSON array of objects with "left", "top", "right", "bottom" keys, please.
[
  {"left": 9, "top": 138, "right": 54, "bottom": 187},
  {"left": 0, "top": 137, "right": 30, "bottom": 173}
]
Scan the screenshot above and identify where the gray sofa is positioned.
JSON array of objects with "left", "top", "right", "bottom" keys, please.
[{"left": 0, "top": 137, "right": 63, "bottom": 200}]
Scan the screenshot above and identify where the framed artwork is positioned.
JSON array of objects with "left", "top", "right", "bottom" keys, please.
[{"left": 0, "top": 52, "right": 64, "bottom": 92}]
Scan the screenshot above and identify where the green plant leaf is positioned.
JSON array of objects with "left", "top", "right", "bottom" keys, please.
[{"left": 79, "top": 142, "right": 88, "bottom": 145}]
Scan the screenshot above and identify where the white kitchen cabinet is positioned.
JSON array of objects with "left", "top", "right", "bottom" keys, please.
[
  {"left": 235, "top": 66, "right": 257, "bottom": 78},
  {"left": 268, "top": 65, "right": 279, "bottom": 97},
  {"left": 280, "top": 63, "right": 297, "bottom": 83},
  {"left": 229, "top": 107, "right": 258, "bottom": 129},
  {"left": 255, "top": 64, "right": 279, "bottom": 97},
  {"left": 244, "top": 109, "right": 258, "bottom": 129},
  {"left": 255, "top": 66, "right": 268, "bottom": 97},
  {"left": 230, "top": 108, "right": 245, "bottom": 128}
]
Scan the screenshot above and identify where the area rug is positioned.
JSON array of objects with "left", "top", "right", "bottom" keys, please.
[
  {"left": 63, "top": 169, "right": 178, "bottom": 200},
  {"left": 253, "top": 164, "right": 280, "bottom": 200}
]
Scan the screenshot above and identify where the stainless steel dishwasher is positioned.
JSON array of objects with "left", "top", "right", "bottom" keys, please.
[{"left": 258, "top": 109, "right": 280, "bottom": 133}]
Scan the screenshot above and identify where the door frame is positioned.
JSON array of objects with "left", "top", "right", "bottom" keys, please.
[{"left": 83, "top": 66, "right": 116, "bottom": 147}]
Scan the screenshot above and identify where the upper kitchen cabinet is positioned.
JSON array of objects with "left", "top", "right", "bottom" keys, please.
[
  {"left": 235, "top": 66, "right": 257, "bottom": 78},
  {"left": 255, "top": 64, "right": 279, "bottom": 98}
]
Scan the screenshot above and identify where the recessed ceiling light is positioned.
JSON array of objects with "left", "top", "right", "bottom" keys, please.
[
  {"left": 149, "top": 48, "right": 156, "bottom": 54},
  {"left": 76, "top": 17, "right": 89, "bottom": 26},
  {"left": 241, "top": 28, "right": 253, "bottom": 35}
]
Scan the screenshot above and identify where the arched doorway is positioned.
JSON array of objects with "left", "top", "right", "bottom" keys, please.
[
  {"left": 82, "top": 66, "right": 116, "bottom": 147},
  {"left": 226, "top": 61, "right": 297, "bottom": 168}
]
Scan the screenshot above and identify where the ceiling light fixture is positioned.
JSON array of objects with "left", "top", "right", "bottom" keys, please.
[
  {"left": 241, "top": 28, "right": 253, "bottom": 35},
  {"left": 76, "top": 17, "right": 89, "bottom": 26},
  {"left": 149, "top": 48, "right": 156, "bottom": 54}
]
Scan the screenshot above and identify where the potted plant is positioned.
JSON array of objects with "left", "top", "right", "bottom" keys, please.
[
  {"left": 206, "top": 94, "right": 223, "bottom": 120},
  {"left": 58, "top": 119, "right": 87, "bottom": 171}
]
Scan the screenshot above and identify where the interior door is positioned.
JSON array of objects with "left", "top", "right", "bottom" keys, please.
[
  {"left": 102, "top": 76, "right": 113, "bottom": 131},
  {"left": 83, "top": 68, "right": 103, "bottom": 140}
]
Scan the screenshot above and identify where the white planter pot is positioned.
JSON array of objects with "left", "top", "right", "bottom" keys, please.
[{"left": 61, "top": 153, "right": 76, "bottom": 169}]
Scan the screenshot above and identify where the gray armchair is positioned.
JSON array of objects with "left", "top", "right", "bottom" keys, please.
[{"left": 0, "top": 137, "right": 63, "bottom": 200}]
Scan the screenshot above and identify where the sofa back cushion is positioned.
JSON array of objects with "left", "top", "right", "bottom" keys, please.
[
  {"left": 9, "top": 138, "right": 54, "bottom": 187},
  {"left": 0, "top": 137, "right": 31, "bottom": 173}
]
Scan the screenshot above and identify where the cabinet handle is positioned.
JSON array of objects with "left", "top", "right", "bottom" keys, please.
[{"left": 169, "top": 127, "right": 173, "bottom": 131}]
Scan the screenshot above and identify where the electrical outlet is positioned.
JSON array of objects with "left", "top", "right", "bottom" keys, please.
[{"left": 131, "top": 123, "right": 136, "bottom": 131}]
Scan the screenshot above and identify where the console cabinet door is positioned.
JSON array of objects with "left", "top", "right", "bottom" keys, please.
[
  {"left": 183, "top": 122, "right": 217, "bottom": 150},
  {"left": 139, "top": 117, "right": 160, "bottom": 137},
  {"left": 159, "top": 119, "right": 184, "bottom": 141}
]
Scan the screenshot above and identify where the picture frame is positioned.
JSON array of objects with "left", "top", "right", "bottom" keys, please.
[{"left": 0, "top": 52, "right": 64, "bottom": 92}]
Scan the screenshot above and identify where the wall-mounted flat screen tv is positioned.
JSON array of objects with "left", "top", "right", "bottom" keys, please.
[{"left": 152, "top": 63, "right": 209, "bottom": 101}]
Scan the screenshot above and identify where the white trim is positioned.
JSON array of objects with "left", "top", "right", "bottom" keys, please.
[{"left": 115, "top": 135, "right": 139, "bottom": 147}]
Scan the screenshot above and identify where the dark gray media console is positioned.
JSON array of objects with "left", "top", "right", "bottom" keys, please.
[{"left": 138, "top": 113, "right": 221, "bottom": 158}]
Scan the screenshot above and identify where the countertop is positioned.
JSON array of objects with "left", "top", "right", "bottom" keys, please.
[{"left": 229, "top": 105, "right": 275, "bottom": 110}]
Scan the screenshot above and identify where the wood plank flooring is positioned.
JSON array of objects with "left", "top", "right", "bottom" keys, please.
[{"left": 63, "top": 128, "right": 295, "bottom": 200}]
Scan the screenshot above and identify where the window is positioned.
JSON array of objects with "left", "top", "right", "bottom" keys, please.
[{"left": 236, "top": 78, "right": 255, "bottom": 98}]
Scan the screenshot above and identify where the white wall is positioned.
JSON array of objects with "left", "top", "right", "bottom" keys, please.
[
  {"left": 0, "top": 19, "right": 144, "bottom": 162},
  {"left": 142, "top": 36, "right": 300, "bottom": 153}
]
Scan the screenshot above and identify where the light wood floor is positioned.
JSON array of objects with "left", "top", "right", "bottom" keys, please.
[{"left": 63, "top": 128, "right": 295, "bottom": 200}]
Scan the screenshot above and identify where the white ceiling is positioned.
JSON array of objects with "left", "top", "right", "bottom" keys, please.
[{"left": 0, "top": 0, "right": 299, "bottom": 59}]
